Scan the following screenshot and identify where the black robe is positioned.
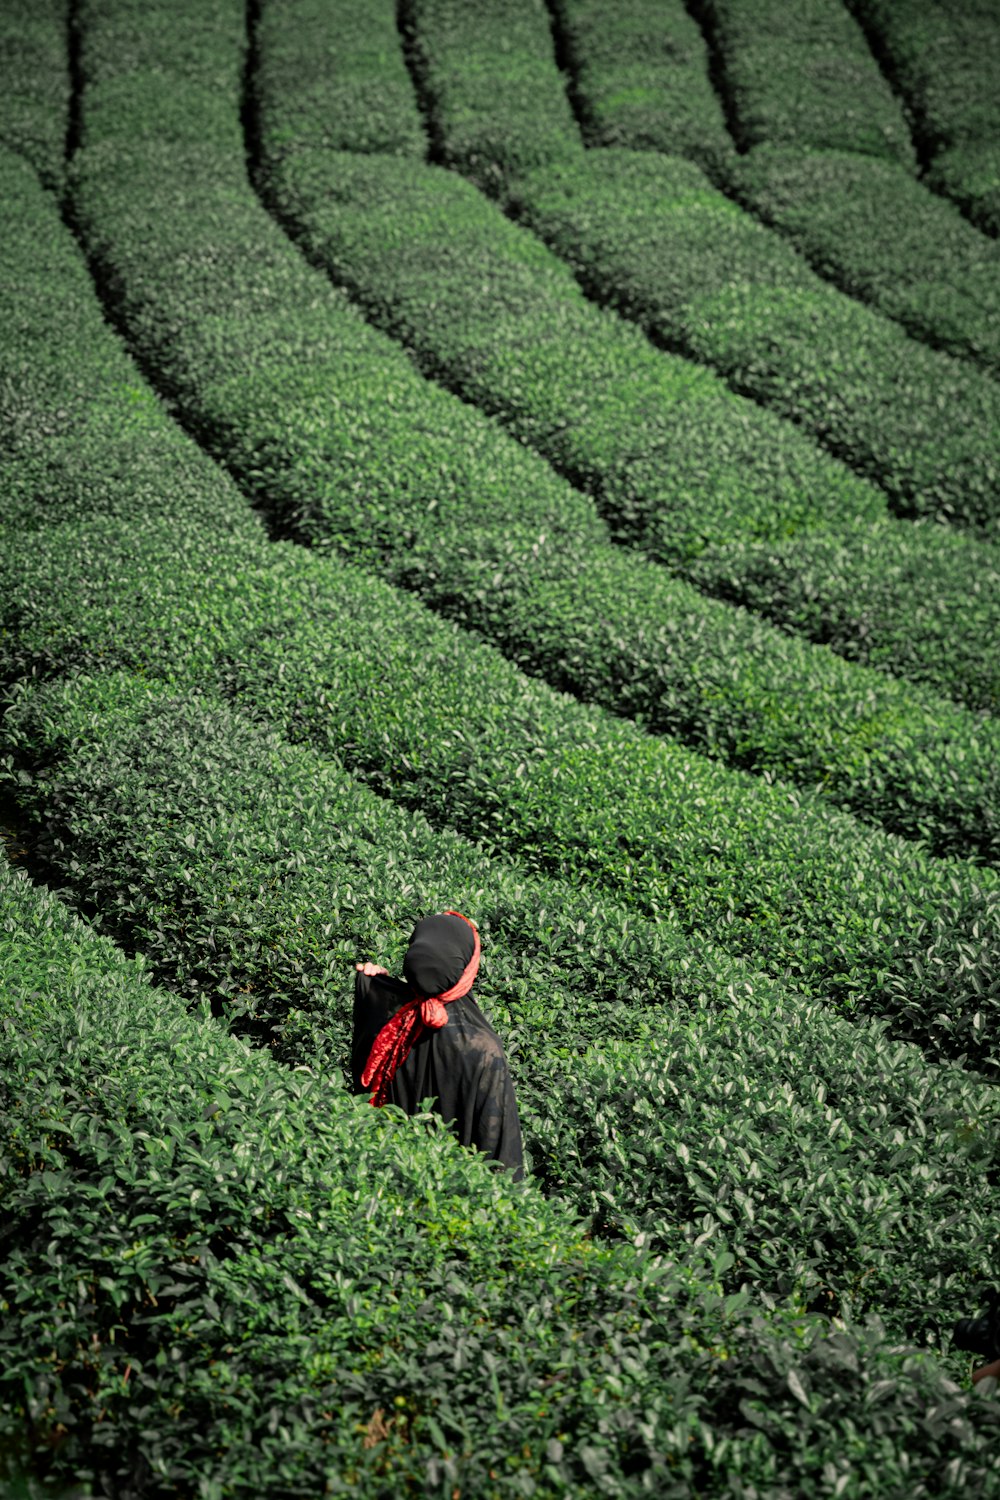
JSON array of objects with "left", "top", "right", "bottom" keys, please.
[{"left": 352, "top": 971, "right": 524, "bottom": 1181}]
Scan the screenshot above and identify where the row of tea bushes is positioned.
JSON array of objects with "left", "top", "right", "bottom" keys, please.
[
  {"left": 34, "top": 48, "right": 998, "bottom": 850},
  {"left": 845, "top": 0, "right": 1000, "bottom": 236},
  {"left": 688, "top": 0, "right": 913, "bottom": 162},
  {"left": 4, "top": 671, "right": 999, "bottom": 1349},
  {"left": 0, "top": 149, "right": 259, "bottom": 540},
  {"left": 5, "top": 838, "right": 998, "bottom": 1496},
  {"left": 725, "top": 149, "right": 1000, "bottom": 379},
  {"left": 399, "top": 0, "right": 1000, "bottom": 532},
  {"left": 682, "top": 517, "right": 1000, "bottom": 716},
  {"left": 0, "top": 0, "right": 68, "bottom": 192},
  {"left": 546, "top": 0, "right": 734, "bottom": 169},
  {"left": 85, "top": 0, "right": 885, "bottom": 562},
  {"left": 681, "top": 0, "right": 1000, "bottom": 375},
  {"left": 4, "top": 514, "right": 998, "bottom": 1076},
  {"left": 255, "top": 0, "right": 1000, "bottom": 715},
  {"left": 540, "top": 0, "right": 1000, "bottom": 416}
]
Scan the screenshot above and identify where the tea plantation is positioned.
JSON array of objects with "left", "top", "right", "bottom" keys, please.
[{"left": 2, "top": 1, "right": 999, "bottom": 1496}]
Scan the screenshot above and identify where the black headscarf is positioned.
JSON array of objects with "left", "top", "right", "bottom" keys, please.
[{"left": 403, "top": 911, "right": 477, "bottom": 996}]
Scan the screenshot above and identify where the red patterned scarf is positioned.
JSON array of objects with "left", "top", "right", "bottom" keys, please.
[{"left": 361, "top": 911, "right": 481, "bottom": 1107}]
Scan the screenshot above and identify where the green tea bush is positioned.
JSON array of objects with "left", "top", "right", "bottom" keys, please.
[
  {"left": 6, "top": 850, "right": 999, "bottom": 1499},
  {"left": 401, "top": 0, "right": 1000, "bottom": 532},
  {"left": 546, "top": 0, "right": 733, "bottom": 170},
  {"left": 35, "top": 21, "right": 996, "bottom": 852},
  {"left": 726, "top": 148, "right": 1000, "bottom": 378},
  {"left": 686, "top": 517, "right": 1000, "bottom": 716},
  {"left": 553, "top": 1, "right": 1000, "bottom": 378},
  {"left": 0, "top": 0, "right": 69, "bottom": 191},
  {"left": 0, "top": 150, "right": 259, "bottom": 540},
  {"left": 72, "top": 0, "right": 1000, "bottom": 745},
  {"left": 2, "top": 521, "right": 998, "bottom": 1076},
  {"left": 845, "top": 0, "right": 1000, "bottom": 236},
  {"left": 688, "top": 0, "right": 913, "bottom": 162},
  {"left": 3, "top": 675, "right": 1000, "bottom": 1350},
  {"left": 254, "top": 0, "right": 424, "bottom": 159}
]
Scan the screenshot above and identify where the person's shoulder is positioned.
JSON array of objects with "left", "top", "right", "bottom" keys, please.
[{"left": 448, "top": 996, "right": 511, "bottom": 1063}]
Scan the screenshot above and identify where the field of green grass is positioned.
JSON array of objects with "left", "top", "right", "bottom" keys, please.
[{"left": 2, "top": 1, "right": 999, "bottom": 1495}]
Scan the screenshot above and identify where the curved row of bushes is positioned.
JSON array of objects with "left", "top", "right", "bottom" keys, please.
[
  {"left": 0, "top": 0, "right": 68, "bottom": 192},
  {"left": 252, "top": 0, "right": 1000, "bottom": 715},
  {"left": 6, "top": 512, "right": 999, "bottom": 1075},
  {"left": 546, "top": 0, "right": 734, "bottom": 168},
  {"left": 686, "top": 0, "right": 914, "bottom": 162},
  {"left": 4, "top": 42, "right": 977, "bottom": 856},
  {"left": 0, "top": 151, "right": 258, "bottom": 542},
  {"left": 6, "top": 777, "right": 1000, "bottom": 1496},
  {"left": 5, "top": 672, "right": 1000, "bottom": 1350},
  {"left": 724, "top": 149, "right": 1000, "bottom": 378},
  {"left": 399, "top": 0, "right": 1000, "bottom": 531},
  {"left": 844, "top": 0, "right": 1000, "bottom": 236}
]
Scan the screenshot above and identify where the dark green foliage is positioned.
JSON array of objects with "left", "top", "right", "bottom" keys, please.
[
  {"left": 2, "top": 518, "right": 999, "bottom": 1075},
  {"left": 726, "top": 147, "right": 1000, "bottom": 378},
  {"left": 255, "top": 0, "right": 425, "bottom": 161},
  {"left": 400, "top": 0, "right": 581, "bottom": 184},
  {"left": 687, "top": 517, "right": 1000, "bottom": 717},
  {"left": 28, "top": 27, "right": 995, "bottom": 857},
  {"left": 0, "top": 149, "right": 258, "bottom": 540},
  {"left": 405, "top": 0, "right": 1000, "bottom": 532},
  {"left": 6, "top": 855, "right": 1000, "bottom": 1497},
  {"left": 4, "top": 0, "right": 1000, "bottom": 1490},
  {"left": 690, "top": 0, "right": 913, "bottom": 162},
  {"left": 3, "top": 676, "right": 1000, "bottom": 1349},
  {"left": 547, "top": 0, "right": 733, "bottom": 171},
  {"left": 0, "top": 0, "right": 70, "bottom": 191},
  {"left": 845, "top": 0, "right": 1000, "bottom": 235}
]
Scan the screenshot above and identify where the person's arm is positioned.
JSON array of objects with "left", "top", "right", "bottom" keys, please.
[{"left": 351, "top": 963, "right": 389, "bottom": 1095}]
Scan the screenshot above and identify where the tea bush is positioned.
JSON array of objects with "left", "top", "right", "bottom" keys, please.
[
  {"left": 6, "top": 850, "right": 1000, "bottom": 1498},
  {"left": 845, "top": 0, "right": 1000, "bottom": 236},
  {"left": 726, "top": 149, "right": 1000, "bottom": 379},
  {"left": 689, "top": 0, "right": 913, "bottom": 162},
  {"left": 0, "top": 0, "right": 68, "bottom": 191},
  {"left": 545, "top": 0, "right": 733, "bottom": 169},
  {"left": 4, "top": 675, "right": 999, "bottom": 1347},
  {"left": 29, "top": 29, "right": 994, "bottom": 852},
  {"left": 255, "top": 0, "right": 1000, "bottom": 712},
  {"left": 0, "top": 150, "right": 259, "bottom": 540},
  {"left": 402, "top": 0, "right": 1000, "bottom": 532},
  {"left": 683, "top": 517, "right": 1000, "bottom": 716},
  {"left": 3, "top": 519, "right": 999, "bottom": 1078}
]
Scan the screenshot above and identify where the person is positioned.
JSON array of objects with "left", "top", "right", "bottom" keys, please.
[{"left": 352, "top": 910, "right": 524, "bottom": 1181}]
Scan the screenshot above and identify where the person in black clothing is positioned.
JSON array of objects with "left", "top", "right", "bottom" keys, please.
[{"left": 352, "top": 910, "right": 524, "bottom": 1181}]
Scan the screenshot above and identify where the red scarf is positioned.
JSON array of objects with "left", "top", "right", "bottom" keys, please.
[{"left": 361, "top": 911, "right": 481, "bottom": 1107}]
